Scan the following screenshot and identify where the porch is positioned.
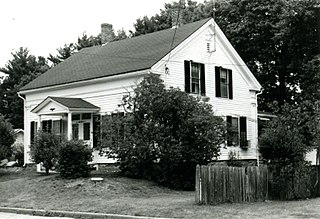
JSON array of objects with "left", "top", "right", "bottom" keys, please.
[{"left": 30, "top": 96, "right": 115, "bottom": 165}]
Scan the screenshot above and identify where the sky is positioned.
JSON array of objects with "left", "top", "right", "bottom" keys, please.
[{"left": 0, "top": 0, "right": 177, "bottom": 69}]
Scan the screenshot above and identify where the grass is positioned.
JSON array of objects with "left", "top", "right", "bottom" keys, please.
[{"left": 1, "top": 166, "right": 320, "bottom": 219}]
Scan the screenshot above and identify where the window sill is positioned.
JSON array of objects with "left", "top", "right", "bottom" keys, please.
[
  {"left": 216, "top": 96, "right": 233, "bottom": 100},
  {"left": 189, "top": 93, "right": 210, "bottom": 101}
]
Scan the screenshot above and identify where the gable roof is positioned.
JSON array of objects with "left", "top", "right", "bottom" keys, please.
[
  {"left": 31, "top": 96, "right": 100, "bottom": 114},
  {"left": 48, "top": 96, "right": 99, "bottom": 109},
  {"left": 21, "top": 18, "right": 211, "bottom": 92}
]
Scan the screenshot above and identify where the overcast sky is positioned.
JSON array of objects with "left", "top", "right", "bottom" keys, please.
[{"left": 0, "top": 0, "right": 180, "bottom": 69}]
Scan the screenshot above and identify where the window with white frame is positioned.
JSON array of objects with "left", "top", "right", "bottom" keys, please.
[
  {"left": 184, "top": 60, "right": 206, "bottom": 96},
  {"left": 215, "top": 66, "right": 233, "bottom": 99},
  {"left": 226, "top": 116, "right": 248, "bottom": 147}
]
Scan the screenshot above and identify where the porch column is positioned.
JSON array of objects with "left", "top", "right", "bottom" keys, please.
[
  {"left": 38, "top": 115, "right": 42, "bottom": 130},
  {"left": 67, "top": 112, "right": 72, "bottom": 140}
]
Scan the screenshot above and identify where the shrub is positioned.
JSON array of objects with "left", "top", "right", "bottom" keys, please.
[
  {"left": 0, "top": 114, "right": 15, "bottom": 161},
  {"left": 100, "top": 74, "right": 226, "bottom": 189},
  {"left": 11, "top": 143, "right": 24, "bottom": 166},
  {"left": 30, "top": 131, "right": 61, "bottom": 174},
  {"left": 58, "top": 140, "right": 92, "bottom": 178}
]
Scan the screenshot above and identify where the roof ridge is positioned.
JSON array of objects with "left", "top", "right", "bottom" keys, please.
[{"left": 100, "top": 17, "right": 212, "bottom": 46}]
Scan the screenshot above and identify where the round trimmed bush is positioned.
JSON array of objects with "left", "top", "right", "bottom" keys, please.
[{"left": 58, "top": 140, "right": 92, "bottom": 178}]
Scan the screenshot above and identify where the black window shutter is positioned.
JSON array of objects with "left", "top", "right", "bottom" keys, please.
[
  {"left": 41, "top": 120, "right": 45, "bottom": 131},
  {"left": 215, "top": 66, "right": 221, "bottom": 97},
  {"left": 226, "top": 116, "right": 232, "bottom": 146},
  {"left": 240, "top": 117, "right": 247, "bottom": 147},
  {"left": 200, "top": 63, "right": 206, "bottom": 96},
  {"left": 228, "top": 69, "right": 233, "bottom": 99},
  {"left": 30, "top": 121, "right": 35, "bottom": 144},
  {"left": 184, "top": 60, "right": 190, "bottom": 93},
  {"left": 60, "top": 119, "right": 63, "bottom": 134},
  {"left": 93, "top": 115, "right": 101, "bottom": 148}
]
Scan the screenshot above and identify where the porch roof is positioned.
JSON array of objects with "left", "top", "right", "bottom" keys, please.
[{"left": 31, "top": 96, "right": 100, "bottom": 115}]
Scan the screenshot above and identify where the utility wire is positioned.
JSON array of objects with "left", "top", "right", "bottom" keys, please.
[
  {"left": 165, "top": 0, "right": 183, "bottom": 73},
  {"left": 75, "top": 51, "right": 305, "bottom": 70}
]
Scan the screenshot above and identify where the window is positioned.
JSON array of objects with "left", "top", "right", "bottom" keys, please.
[
  {"left": 72, "top": 124, "right": 79, "bottom": 140},
  {"left": 83, "top": 122, "right": 90, "bottom": 140},
  {"left": 42, "top": 120, "right": 52, "bottom": 133},
  {"left": 227, "top": 116, "right": 247, "bottom": 147},
  {"left": 52, "top": 120, "right": 61, "bottom": 135},
  {"left": 72, "top": 114, "right": 80, "bottom": 121},
  {"left": 82, "top": 113, "right": 91, "bottom": 120},
  {"left": 191, "top": 63, "right": 200, "bottom": 94},
  {"left": 215, "top": 67, "right": 233, "bottom": 99},
  {"left": 184, "top": 60, "right": 205, "bottom": 95}
]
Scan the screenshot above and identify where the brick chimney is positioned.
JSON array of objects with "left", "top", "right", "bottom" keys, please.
[{"left": 101, "top": 23, "right": 115, "bottom": 44}]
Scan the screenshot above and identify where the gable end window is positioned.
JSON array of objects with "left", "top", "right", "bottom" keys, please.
[
  {"left": 184, "top": 60, "right": 205, "bottom": 95},
  {"left": 215, "top": 66, "right": 233, "bottom": 99},
  {"left": 226, "top": 116, "right": 247, "bottom": 147}
]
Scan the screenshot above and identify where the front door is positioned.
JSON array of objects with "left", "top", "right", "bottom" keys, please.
[{"left": 72, "top": 113, "right": 92, "bottom": 146}]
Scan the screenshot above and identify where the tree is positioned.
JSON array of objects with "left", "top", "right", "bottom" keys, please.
[
  {"left": 259, "top": 101, "right": 316, "bottom": 167},
  {"left": 0, "top": 48, "right": 49, "bottom": 128},
  {"left": 131, "top": 0, "right": 211, "bottom": 36},
  {"left": 0, "top": 114, "right": 15, "bottom": 161},
  {"left": 30, "top": 131, "right": 61, "bottom": 175},
  {"left": 259, "top": 101, "right": 319, "bottom": 199},
  {"left": 131, "top": 0, "right": 320, "bottom": 112},
  {"left": 299, "top": 55, "right": 320, "bottom": 100},
  {"left": 48, "top": 43, "right": 76, "bottom": 66},
  {"left": 48, "top": 29, "right": 128, "bottom": 66},
  {"left": 76, "top": 33, "right": 102, "bottom": 51},
  {"left": 100, "top": 74, "right": 226, "bottom": 189}
]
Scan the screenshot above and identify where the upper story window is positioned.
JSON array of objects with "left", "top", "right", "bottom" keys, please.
[
  {"left": 184, "top": 60, "right": 205, "bottom": 96},
  {"left": 215, "top": 66, "right": 233, "bottom": 99}
]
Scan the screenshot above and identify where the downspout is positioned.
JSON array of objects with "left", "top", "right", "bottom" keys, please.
[
  {"left": 18, "top": 92, "right": 27, "bottom": 165},
  {"left": 256, "top": 89, "right": 263, "bottom": 166}
]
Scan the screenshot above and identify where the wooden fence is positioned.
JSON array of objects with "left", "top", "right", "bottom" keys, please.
[
  {"left": 195, "top": 165, "right": 268, "bottom": 204},
  {"left": 195, "top": 165, "right": 320, "bottom": 204}
]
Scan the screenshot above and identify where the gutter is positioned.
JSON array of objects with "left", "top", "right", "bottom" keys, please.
[
  {"left": 19, "top": 69, "right": 150, "bottom": 95},
  {"left": 17, "top": 93, "right": 27, "bottom": 165},
  {"left": 255, "top": 89, "right": 263, "bottom": 167}
]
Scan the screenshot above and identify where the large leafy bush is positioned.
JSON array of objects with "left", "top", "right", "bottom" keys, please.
[
  {"left": 30, "top": 131, "right": 61, "bottom": 174},
  {"left": 100, "top": 74, "right": 226, "bottom": 189}
]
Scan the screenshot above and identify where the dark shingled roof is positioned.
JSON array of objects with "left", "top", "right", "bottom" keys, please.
[
  {"left": 49, "top": 96, "right": 99, "bottom": 109},
  {"left": 21, "top": 18, "right": 211, "bottom": 91}
]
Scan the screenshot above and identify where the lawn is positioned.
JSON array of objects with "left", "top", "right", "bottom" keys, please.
[{"left": 0, "top": 166, "right": 320, "bottom": 219}]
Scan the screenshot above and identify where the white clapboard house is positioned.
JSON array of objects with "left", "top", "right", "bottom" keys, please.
[{"left": 19, "top": 18, "right": 262, "bottom": 165}]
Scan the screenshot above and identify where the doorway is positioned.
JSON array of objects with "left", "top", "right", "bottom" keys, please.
[{"left": 72, "top": 113, "right": 92, "bottom": 145}]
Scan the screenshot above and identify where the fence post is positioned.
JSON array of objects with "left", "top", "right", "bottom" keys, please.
[
  {"left": 318, "top": 166, "right": 320, "bottom": 197},
  {"left": 195, "top": 165, "right": 201, "bottom": 204}
]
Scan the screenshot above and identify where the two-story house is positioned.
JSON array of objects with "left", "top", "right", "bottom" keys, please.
[{"left": 19, "top": 18, "right": 262, "bottom": 165}]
